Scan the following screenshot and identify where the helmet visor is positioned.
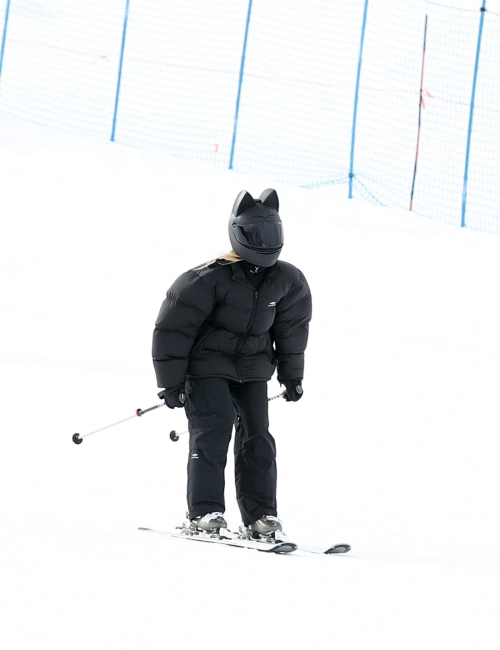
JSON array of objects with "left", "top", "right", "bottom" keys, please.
[{"left": 232, "top": 222, "right": 283, "bottom": 250}]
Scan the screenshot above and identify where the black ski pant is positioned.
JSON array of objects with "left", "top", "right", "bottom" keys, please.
[{"left": 184, "top": 377, "right": 277, "bottom": 526}]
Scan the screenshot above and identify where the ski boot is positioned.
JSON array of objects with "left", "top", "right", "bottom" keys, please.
[
  {"left": 179, "top": 512, "right": 228, "bottom": 537},
  {"left": 239, "top": 515, "right": 286, "bottom": 543}
]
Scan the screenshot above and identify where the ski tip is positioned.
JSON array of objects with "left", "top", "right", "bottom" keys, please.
[{"left": 325, "top": 544, "right": 351, "bottom": 554}]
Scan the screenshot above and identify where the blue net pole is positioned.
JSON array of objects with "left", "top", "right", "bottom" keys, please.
[
  {"left": 0, "top": 0, "right": 11, "bottom": 90},
  {"left": 349, "top": 0, "right": 369, "bottom": 199},
  {"left": 410, "top": 14, "right": 428, "bottom": 211},
  {"left": 229, "top": 0, "right": 253, "bottom": 170},
  {"left": 461, "top": 1, "right": 487, "bottom": 228},
  {"left": 111, "top": 0, "right": 130, "bottom": 143}
]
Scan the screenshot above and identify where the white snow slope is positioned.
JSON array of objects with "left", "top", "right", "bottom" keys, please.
[{"left": 1, "top": 116, "right": 499, "bottom": 649}]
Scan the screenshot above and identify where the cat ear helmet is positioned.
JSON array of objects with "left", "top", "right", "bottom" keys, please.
[{"left": 228, "top": 189, "right": 284, "bottom": 267}]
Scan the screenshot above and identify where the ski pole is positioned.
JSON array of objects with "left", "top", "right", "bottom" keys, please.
[
  {"left": 72, "top": 402, "right": 165, "bottom": 445},
  {"left": 169, "top": 390, "right": 286, "bottom": 442}
]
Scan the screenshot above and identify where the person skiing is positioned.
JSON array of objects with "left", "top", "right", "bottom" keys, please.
[{"left": 152, "top": 188, "right": 311, "bottom": 540}]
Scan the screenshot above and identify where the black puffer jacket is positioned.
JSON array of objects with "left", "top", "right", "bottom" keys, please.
[{"left": 152, "top": 259, "right": 312, "bottom": 389}]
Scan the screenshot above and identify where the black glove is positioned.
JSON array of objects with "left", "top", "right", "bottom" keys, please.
[
  {"left": 158, "top": 388, "right": 186, "bottom": 409},
  {"left": 283, "top": 380, "right": 303, "bottom": 402}
]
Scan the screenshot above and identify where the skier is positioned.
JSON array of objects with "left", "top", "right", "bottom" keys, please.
[{"left": 152, "top": 189, "right": 311, "bottom": 539}]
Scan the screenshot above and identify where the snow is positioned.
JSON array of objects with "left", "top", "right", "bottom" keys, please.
[{"left": 1, "top": 115, "right": 499, "bottom": 649}]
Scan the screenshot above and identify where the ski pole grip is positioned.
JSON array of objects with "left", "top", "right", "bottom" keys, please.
[
  {"left": 268, "top": 390, "right": 286, "bottom": 401},
  {"left": 137, "top": 403, "right": 165, "bottom": 417}
]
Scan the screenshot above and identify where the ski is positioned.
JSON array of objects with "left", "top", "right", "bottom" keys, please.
[
  {"left": 138, "top": 527, "right": 297, "bottom": 554},
  {"left": 325, "top": 543, "right": 351, "bottom": 554},
  {"left": 139, "top": 527, "right": 350, "bottom": 555},
  {"left": 298, "top": 543, "right": 351, "bottom": 555}
]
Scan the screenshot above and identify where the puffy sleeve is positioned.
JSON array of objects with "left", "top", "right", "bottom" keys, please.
[
  {"left": 271, "top": 268, "right": 312, "bottom": 382},
  {"left": 152, "top": 269, "right": 215, "bottom": 389}
]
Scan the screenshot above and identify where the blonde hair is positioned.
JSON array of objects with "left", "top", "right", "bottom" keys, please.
[{"left": 194, "top": 251, "right": 243, "bottom": 270}]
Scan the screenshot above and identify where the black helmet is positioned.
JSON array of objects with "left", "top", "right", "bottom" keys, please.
[{"left": 228, "top": 189, "right": 284, "bottom": 267}]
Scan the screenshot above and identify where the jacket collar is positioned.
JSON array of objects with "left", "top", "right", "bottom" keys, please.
[{"left": 230, "top": 261, "right": 282, "bottom": 289}]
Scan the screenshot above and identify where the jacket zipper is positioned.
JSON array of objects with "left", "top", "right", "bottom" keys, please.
[{"left": 233, "top": 290, "right": 259, "bottom": 382}]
